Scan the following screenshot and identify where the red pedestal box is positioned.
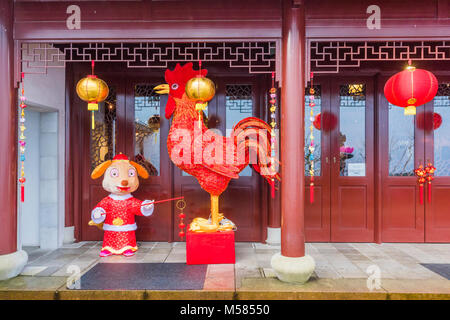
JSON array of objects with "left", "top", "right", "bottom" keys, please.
[{"left": 186, "top": 230, "right": 235, "bottom": 265}]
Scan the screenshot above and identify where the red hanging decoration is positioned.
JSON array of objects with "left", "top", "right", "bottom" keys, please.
[
  {"left": 307, "top": 73, "right": 316, "bottom": 204},
  {"left": 433, "top": 113, "right": 442, "bottom": 130},
  {"left": 19, "top": 72, "right": 27, "bottom": 203},
  {"left": 425, "top": 163, "right": 436, "bottom": 203},
  {"left": 268, "top": 72, "right": 278, "bottom": 199},
  {"left": 177, "top": 199, "right": 187, "bottom": 239},
  {"left": 384, "top": 61, "right": 438, "bottom": 116},
  {"left": 312, "top": 112, "right": 338, "bottom": 132},
  {"left": 416, "top": 111, "right": 443, "bottom": 131},
  {"left": 414, "top": 165, "right": 427, "bottom": 204}
]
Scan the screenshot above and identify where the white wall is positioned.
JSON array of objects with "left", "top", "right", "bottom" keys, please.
[
  {"left": 18, "top": 110, "right": 41, "bottom": 247},
  {"left": 20, "top": 47, "right": 66, "bottom": 249}
]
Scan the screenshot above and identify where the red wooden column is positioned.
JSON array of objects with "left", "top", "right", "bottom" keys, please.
[
  {"left": 0, "top": 0, "right": 27, "bottom": 280},
  {"left": 280, "top": 0, "right": 306, "bottom": 257},
  {"left": 0, "top": 0, "right": 18, "bottom": 256},
  {"left": 271, "top": 0, "right": 314, "bottom": 283}
]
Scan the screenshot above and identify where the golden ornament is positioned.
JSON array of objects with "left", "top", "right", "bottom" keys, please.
[
  {"left": 112, "top": 217, "right": 124, "bottom": 226},
  {"left": 185, "top": 75, "right": 216, "bottom": 128},
  {"left": 76, "top": 75, "right": 109, "bottom": 129}
]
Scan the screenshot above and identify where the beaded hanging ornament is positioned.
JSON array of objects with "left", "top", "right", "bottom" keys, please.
[
  {"left": 308, "top": 73, "right": 316, "bottom": 204},
  {"left": 177, "top": 199, "right": 187, "bottom": 238},
  {"left": 19, "top": 73, "right": 27, "bottom": 202},
  {"left": 269, "top": 72, "right": 278, "bottom": 198}
]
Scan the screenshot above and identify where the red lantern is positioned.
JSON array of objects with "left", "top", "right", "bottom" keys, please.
[
  {"left": 416, "top": 111, "right": 442, "bottom": 131},
  {"left": 384, "top": 64, "right": 438, "bottom": 116},
  {"left": 312, "top": 112, "right": 337, "bottom": 132},
  {"left": 313, "top": 113, "right": 321, "bottom": 130},
  {"left": 433, "top": 113, "right": 442, "bottom": 130}
]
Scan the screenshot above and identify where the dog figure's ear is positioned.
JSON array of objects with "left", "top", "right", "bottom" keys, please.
[
  {"left": 91, "top": 160, "right": 112, "bottom": 179},
  {"left": 129, "top": 161, "right": 149, "bottom": 179}
]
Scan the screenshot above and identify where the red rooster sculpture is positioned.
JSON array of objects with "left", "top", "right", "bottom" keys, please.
[{"left": 155, "top": 63, "right": 280, "bottom": 232}]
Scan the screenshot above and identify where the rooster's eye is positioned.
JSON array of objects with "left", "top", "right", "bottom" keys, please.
[{"left": 171, "top": 83, "right": 179, "bottom": 90}]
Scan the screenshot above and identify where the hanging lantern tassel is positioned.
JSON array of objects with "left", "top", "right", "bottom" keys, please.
[
  {"left": 425, "top": 163, "right": 436, "bottom": 204},
  {"left": 419, "top": 181, "right": 424, "bottom": 205},
  {"left": 88, "top": 102, "right": 98, "bottom": 130}
]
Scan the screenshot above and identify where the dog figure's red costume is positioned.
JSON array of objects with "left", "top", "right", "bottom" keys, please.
[{"left": 90, "top": 154, "right": 154, "bottom": 257}]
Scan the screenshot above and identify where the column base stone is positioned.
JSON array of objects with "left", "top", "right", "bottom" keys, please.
[
  {"left": 0, "top": 250, "right": 28, "bottom": 280},
  {"left": 63, "top": 226, "right": 76, "bottom": 244},
  {"left": 271, "top": 252, "right": 315, "bottom": 284},
  {"left": 265, "top": 227, "right": 281, "bottom": 246}
]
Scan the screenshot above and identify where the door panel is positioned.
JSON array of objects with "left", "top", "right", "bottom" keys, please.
[
  {"left": 425, "top": 79, "right": 450, "bottom": 242},
  {"left": 331, "top": 80, "right": 374, "bottom": 242},
  {"left": 305, "top": 81, "right": 331, "bottom": 241},
  {"left": 81, "top": 73, "right": 126, "bottom": 241},
  {"left": 380, "top": 76, "right": 450, "bottom": 242},
  {"left": 126, "top": 79, "right": 173, "bottom": 241},
  {"left": 380, "top": 74, "right": 425, "bottom": 242}
]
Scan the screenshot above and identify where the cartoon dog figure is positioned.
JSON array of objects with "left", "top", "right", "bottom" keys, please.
[{"left": 90, "top": 153, "right": 154, "bottom": 257}]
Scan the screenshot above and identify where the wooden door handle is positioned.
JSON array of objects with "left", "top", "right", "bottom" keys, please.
[
  {"left": 333, "top": 156, "right": 336, "bottom": 164},
  {"left": 325, "top": 157, "right": 329, "bottom": 164}
]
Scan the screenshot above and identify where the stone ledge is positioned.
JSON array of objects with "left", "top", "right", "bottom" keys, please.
[{"left": 0, "top": 250, "right": 28, "bottom": 280}]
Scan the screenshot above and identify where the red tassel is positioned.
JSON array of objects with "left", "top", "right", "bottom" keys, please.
[
  {"left": 419, "top": 184, "right": 423, "bottom": 204},
  {"left": 270, "top": 181, "right": 275, "bottom": 199},
  {"left": 21, "top": 184, "right": 24, "bottom": 202},
  {"left": 310, "top": 184, "right": 314, "bottom": 203},
  {"left": 428, "top": 182, "right": 431, "bottom": 203}
]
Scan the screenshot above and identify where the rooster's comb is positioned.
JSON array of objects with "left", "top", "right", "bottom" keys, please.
[{"left": 165, "top": 62, "right": 208, "bottom": 84}]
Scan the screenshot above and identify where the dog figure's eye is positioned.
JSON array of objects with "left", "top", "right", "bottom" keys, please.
[
  {"left": 110, "top": 168, "right": 119, "bottom": 178},
  {"left": 171, "top": 83, "right": 179, "bottom": 90},
  {"left": 128, "top": 168, "right": 136, "bottom": 177}
]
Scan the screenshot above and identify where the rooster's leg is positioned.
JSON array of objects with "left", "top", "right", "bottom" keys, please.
[{"left": 211, "top": 195, "right": 220, "bottom": 226}]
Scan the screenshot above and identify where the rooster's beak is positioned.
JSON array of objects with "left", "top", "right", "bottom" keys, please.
[{"left": 154, "top": 84, "right": 169, "bottom": 94}]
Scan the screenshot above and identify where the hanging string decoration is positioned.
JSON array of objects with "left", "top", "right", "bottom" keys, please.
[
  {"left": 177, "top": 199, "right": 187, "bottom": 238},
  {"left": 185, "top": 60, "right": 215, "bottom": 129},
  {"left": 268, "top": 72, "right": 278, "bottom": 199},
  {"left": 414, "top": 165, "right": 427, "bottom": 204},
  {"left": 76, "top": 61, "right": 109, "bottom": 130},
  {"left": 425, "top": 163, "right": 436, "bottom": 203},
  {"left": 308, "top": 73, "right": 316, "bottom": 204},
  {"left": 19, "top": 73, "right": 27, "bottom": 202}
]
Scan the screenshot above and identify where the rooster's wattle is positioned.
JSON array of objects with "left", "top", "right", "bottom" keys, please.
[{"left": 155, "top": 63, "right": 280, "bottom": 232}]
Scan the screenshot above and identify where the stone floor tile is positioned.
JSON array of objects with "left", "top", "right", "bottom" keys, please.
[
  {"left": 150, "top": 247, "right": 172, "bottom": 254},
  {"left": 141, "top": 253, "right": 169, "bottom": 263},
  {"left": 137, "top": 242, "right": 157, "bottom": 249},
  {"left": 165, "top": 253, "right": 187, "bottom": 263},
  {"left": 20, "top": 266, "right": 47, "bottom": 276},
  {"left": 203, "top": 264, "right": 235, "bottom": 291}
]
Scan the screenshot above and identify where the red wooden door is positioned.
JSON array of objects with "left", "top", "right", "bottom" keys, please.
[
  {"left": 79, "top": 68, "right": 127, "bottom": 241},
  {"left": 304, "top": 79, "right": 331, "bottom": 241},
  {"left": 379, "top": 75, "right": 425, "bottom": 242},
  {"left": 125, "top": 78, "right": 173, "bottom": 241},
  {"left": 330, "top": 78, "right": 375, "bottom": 242},
  {"left": 380, "top": 76, "right": 450, "bottom": 242},
  {"left": 425, "top": 79, "right": 450, "bottom": 242},
  {"left": 305, "top": 77, "right": 375, "bottom": 242}
]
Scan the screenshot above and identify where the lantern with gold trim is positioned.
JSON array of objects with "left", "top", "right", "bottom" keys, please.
[
  {"left": 185, "top": 61, "right": 215, "bottom": 128},
  {"left": 76, "top": 61, "right": 109, "bottom": 130},
  {"left": 384, "top": 61, "right": 438, "bottom": 116}
]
